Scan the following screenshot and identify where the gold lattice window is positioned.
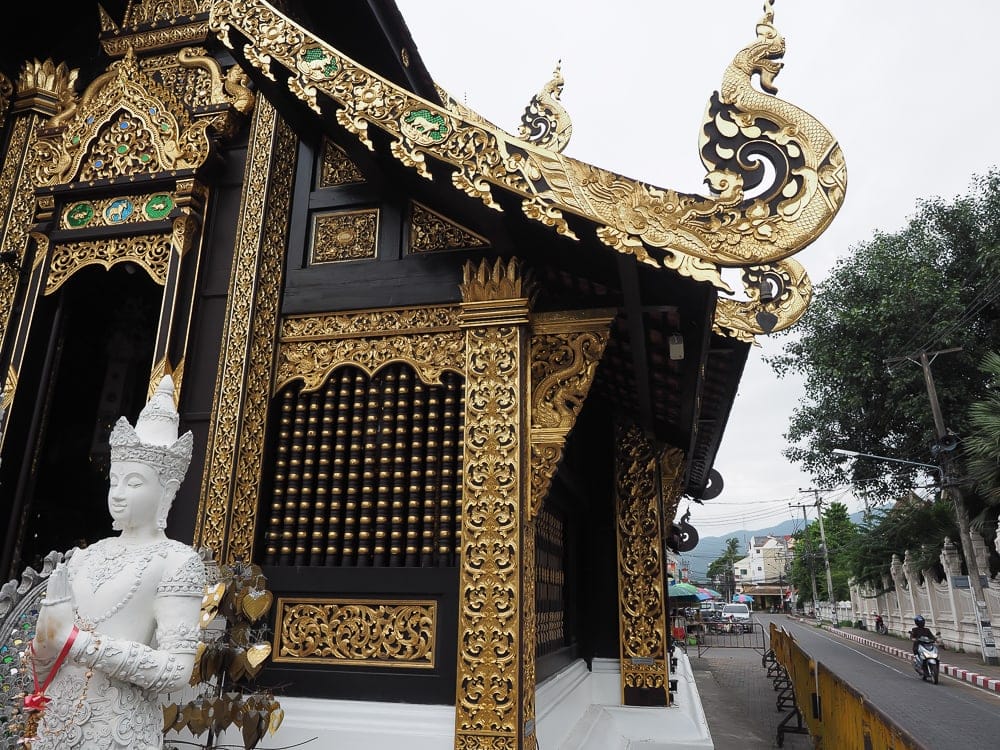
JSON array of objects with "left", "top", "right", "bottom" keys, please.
[{"left": 263, "top": 362, "right": 464, "bottom": 567}]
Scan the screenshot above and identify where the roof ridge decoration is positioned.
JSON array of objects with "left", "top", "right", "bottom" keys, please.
[
  {"left": 517, "top": 62, "right": 572, "bottom": 153},
  {"left": 210, "top": 0, "right": 845, "bottom": 337}
]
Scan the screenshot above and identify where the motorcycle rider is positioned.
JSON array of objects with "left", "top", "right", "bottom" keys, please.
[{"left": 909, "top": 615, "right": 935, "bottom": 654}]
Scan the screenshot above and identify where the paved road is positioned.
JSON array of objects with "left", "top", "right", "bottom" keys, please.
[{"left": 769, "top": 615, "right": 1000, "bottom": 748}]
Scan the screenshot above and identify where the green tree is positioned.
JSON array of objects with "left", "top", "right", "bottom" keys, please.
[
  {"left": 964, "top": 352, "right": 1000, "bottom": 523},
  {"left": 770, "top": 171, "right": 1000, "bottom": 504},
  {"left": 789, "top": 502, "right": 858, "bottom": 601},
  {"left": 849, "top": 494, "right": 958, "bottom": 589},
  {"left": 706, "top": 537, "right": 741, "bottom": 597}
]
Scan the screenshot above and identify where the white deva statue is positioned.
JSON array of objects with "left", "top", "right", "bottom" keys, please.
[{"left": 29, "top": 375, "right": 205, "bottom": 749}]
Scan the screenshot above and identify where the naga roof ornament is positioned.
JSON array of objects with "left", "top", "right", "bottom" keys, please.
[
  {"left": 517, "top": 63, "right": 572, "bottom": 153},
  {"left": 209, "top": 0, "right": 845, "bottom": 339}
]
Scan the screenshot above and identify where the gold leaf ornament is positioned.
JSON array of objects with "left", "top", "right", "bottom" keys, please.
[
  {"left": 268, "top": 705, "right": 285, "bottom": 735},
  {"left": 163, "top": 703, "right": 179, "bottom": 733},
  {"left": 200, "top": 581, "right": 227, "bottom": 627},
  {"left": 241, "top": 588, "right": 274, "bottom": 623},
  {"left": 246, "top": 642, "right": 272, "bottom": 669}
]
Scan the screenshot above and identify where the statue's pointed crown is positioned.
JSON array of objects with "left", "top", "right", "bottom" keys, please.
[{"left": 109, "top": 375, "right": 193, "bottom": 485}]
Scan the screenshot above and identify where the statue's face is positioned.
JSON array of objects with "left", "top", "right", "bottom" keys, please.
[{"left": 108, "top": 460, "right": 164, "bottom": 532}]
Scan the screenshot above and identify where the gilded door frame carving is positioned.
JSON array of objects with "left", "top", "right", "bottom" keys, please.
[{"left": 194, "top": 97, "right": 296, "bottom": 563}]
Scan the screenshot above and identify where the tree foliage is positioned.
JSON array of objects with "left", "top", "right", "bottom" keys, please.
[
  {"left": 964, "top": 351, "right": 1000, "bottom": 518},
  {"left": 848, "top": 495, "right": 958, "bottom": 589},
  {"left": 770, "top": 171, "right": 1000, "bottom": 505},
  {"left": 706, "top": 537, "right": 741, "bottom": 581},
  {"left": 788, "top": 501, "right": 858, "bottom": 602}
]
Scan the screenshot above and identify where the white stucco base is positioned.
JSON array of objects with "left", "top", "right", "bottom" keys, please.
[{"left": 165, "top": 654, "right": 713, "bottom": 750}]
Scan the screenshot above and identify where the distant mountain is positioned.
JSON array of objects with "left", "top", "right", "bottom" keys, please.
[{"left": 682, "top": 513, "right": 863, "bottom": 582}]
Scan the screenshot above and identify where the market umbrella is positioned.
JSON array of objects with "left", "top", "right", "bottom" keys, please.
[
  {"left": 668, "top": 581, "right": 702, "bottom": 600},
  {"left": 732, "top": 593, "right": 753, "bottom": 603},
  {"left": 698, "top": 587, "right": 722, "bottom": 599}
]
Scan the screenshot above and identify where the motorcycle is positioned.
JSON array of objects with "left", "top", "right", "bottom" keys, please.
[
  {"left": 913, "top": 635, "right": 940, "bottom": 684},
  {"left": 874, "top": 615, "right": 887, "bottom": 635}
]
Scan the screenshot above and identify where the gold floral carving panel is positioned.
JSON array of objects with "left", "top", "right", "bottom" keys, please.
[
  {"left": 274, "top": 598, "right": 436, "bottom": 668},
  {"left": 319, "top": 138, "right": 364, "bottom": 186},
  {"left": 310, "top": 208, "right": 378, "bottom": 263},
  {"left": 409, "top": 202, "right": 488, "bottom": 254},
  {"left": 615, "top": 423, "right": 669, "bottom": 702},
  {"left": 275, "top": 305, "right": 464, "bottom": 392},
  {"left": 45, "top": 234, "right": 171, "bottom": 294}
]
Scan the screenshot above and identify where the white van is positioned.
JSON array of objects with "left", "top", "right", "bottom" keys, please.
[{"left": 721, "top": 603, "right": 751, "bottom": 622}]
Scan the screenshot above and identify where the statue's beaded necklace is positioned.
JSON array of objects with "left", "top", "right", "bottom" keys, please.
[{"left": 69, "top": 539, "right": 172, "bottom": 632}]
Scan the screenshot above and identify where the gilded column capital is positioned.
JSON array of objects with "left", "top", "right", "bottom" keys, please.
[
  {"left": 13, "top": 59, "right": 78, "bottom": 117},
  {"left": 459, "top": 258, "right": 534, "bottom": 330}
]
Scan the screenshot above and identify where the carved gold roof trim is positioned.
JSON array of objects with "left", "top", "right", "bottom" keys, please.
[{"left": 209, "top": 1, "right": 845, "bottom": 296}]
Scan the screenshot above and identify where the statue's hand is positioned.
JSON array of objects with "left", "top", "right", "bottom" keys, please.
[{"left": 34, "top": 563, "right": 76, "bottom": 660}]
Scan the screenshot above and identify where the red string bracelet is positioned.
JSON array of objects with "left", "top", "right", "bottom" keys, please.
[{"left": 26, "top": 625, "right": 80, "bottom": 712}]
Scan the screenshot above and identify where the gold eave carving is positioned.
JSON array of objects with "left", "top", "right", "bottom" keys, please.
[
  {"left": 210, "top": 1, "right": 846, "bottom": 297},
  {"left": 274, "top": 304, "right": 465, "bottom": 392},
  {"left": 529, "top": 310, "right": 614, "bottom": 519}
]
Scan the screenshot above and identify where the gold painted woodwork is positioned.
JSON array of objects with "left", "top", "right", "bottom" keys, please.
[
  {"left": 195, "top": 98, "right": 296, "bottom": 563},
  {"left": 455, "top": 258, "right": 536, "bottom": 750},
  {"left": 125, "top": 0, "right": 210, "bottom": 26},
  {"left": 528, "top": 310, "right": 613, "bottom": 519},
  {"left": 660, "top": 447, "right": 685, "bottom": 526},
  {"left": 102, "top": 1, "right": 212, "bottom": 57},
  {"left": 210, "top": 0, "right": 846, "bottom": 291},
  {"left": 319, "top": 138, "right": 365, "bottom": 186},
  {"left": 13, "top": 59, "right": 77, "bottom": 116},
  {"left": 275, "top": 305, "right": 465, "bottom": 393},
  {"left": 45, "top": 234, "right": 172, "bottom": 294},
  {"left": 0, "top": 73, "right": 12, "bottom": 124},
  {"left": 517, "top": 63, "right": 572, "bottom": 153},
  {"left": 274, "top": 597, "right": 436, "bottom": 668},
  {"left": 614, "top": 424, "right": 670, "bottom": 704},
  {"left": 713, "top": 258, "right": 812, "bottom": 342},
  {"left": 409, "top": 202, "right": 489, "bottom": 254},
  {"left": 310, "top": 208, "right": 379, "bottom": 263},
  {"left": 31, "top": 48, "right": 213, "bottom": 186}
]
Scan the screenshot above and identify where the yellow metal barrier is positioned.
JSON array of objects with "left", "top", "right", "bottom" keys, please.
[{"left": 769, "top": 623, "right": 924, "bottom": 750}]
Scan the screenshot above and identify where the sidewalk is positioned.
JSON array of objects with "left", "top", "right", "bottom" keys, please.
[
  {"left": 689, "top": 646, "right": 811, "bottom": 749},
  {"left": 808, "top": 620, "right": 1000, "bottom": 694}
]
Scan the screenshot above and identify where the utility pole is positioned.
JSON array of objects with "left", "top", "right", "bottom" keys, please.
[
  {"left": 804, "top": 490, "right": 839, "bottom": 625},
  {"left": 885, "top": 347, "right": 998, "bottom": 665},
  {"left": 790, "top": 501, "right": 820, "bottom": 619}
]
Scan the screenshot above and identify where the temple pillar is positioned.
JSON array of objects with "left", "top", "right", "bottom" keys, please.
[
  {"left": 454, "top": 258, "right": 535, "bottom": 749},
  {"left": 0, "top": 61, "right": 75, "bottom": 440},
  {"left": 614, "top": 423, "right": 673, "bottom": 706}
]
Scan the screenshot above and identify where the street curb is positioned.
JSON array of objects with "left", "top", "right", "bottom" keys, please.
[{"left": 800, "top": 619, "right": 1000, "bottom": 694}]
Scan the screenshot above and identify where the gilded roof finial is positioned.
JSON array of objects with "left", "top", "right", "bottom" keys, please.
[
  {"left": 762, "top": 0, "right": 775, "bottom": 24},
  {"left": 517, "top": 60, "right": 572, "bottom": 152}
]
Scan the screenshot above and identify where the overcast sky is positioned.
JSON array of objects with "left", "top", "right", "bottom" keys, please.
[{"left": 394, "top": 1, "right": 999, "bottom": 536}]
